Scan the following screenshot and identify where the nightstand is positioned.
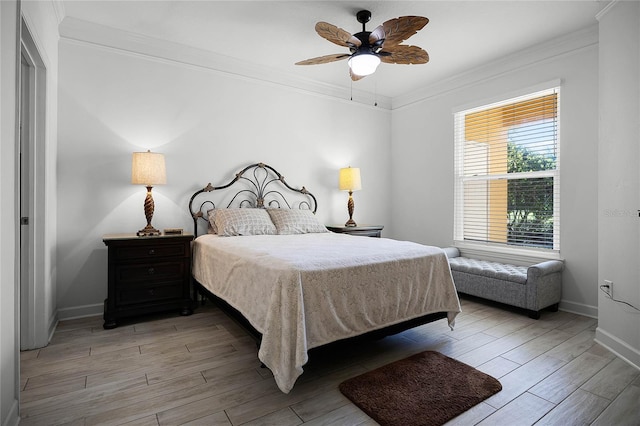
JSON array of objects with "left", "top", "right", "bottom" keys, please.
[
  {"left": 102, "top": 233, "right": 194, "bottom": 329},
  {"left": 326, "top": 225, "right": 384, "bottom": 238}
]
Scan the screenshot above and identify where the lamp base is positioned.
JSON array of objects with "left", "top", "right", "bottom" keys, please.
[
  {"left": 137, "top": 186, "right": 161, "bottom": 236},
  {"left": 137, "top": 225, "right": 161, "bottom": 237},
  {"left": 344, "top": 219, "right": 357, "bottom": 227},
  {"left": 345, "top": 192, "right": 357, "bottom": 227}
]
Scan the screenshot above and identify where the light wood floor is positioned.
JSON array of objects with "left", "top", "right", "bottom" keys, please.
[{"left": 20, "top": 296, "right": 640, "bottom": 426}]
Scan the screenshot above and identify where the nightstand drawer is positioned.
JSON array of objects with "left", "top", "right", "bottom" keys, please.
[
  {"left": 118, "top": 282, "right": 184, "bottom": 305},
  {"left": 116, "top": 261, "right": 185, "bottom": 282},
  {"left": 114, "top": 243, "right": 187, "bottom": 261}
]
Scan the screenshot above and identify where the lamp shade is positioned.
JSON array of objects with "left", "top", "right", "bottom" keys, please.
[
  {"left": 131, "top": 151, "right": 166, "bottom": 186},
  {"left": 339, "top": 167, "right": 362, "bottom": 192},
  {"left": 348, "top": 54, "right": 380, "bottom": 77}
]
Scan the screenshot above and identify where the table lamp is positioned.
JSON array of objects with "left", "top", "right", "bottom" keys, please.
[
  {"left": 131, "top": 150, "right": 166, "bottom": 236},
  {"left": 339, "top": 166, "right": 362, "bottom": 227}
]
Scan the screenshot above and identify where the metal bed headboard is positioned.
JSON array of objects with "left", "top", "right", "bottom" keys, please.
[{"left": 188, "top": 162, "right": 318, "bottom": 237}]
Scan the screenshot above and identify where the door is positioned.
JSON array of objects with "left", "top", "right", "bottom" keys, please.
[{"left": 19, "top": 49, "right": 33, "bottom": 349}]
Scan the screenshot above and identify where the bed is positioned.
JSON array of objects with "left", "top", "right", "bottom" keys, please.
[{"left": 188, "top": 163, "right": 461, "bottom": 393}]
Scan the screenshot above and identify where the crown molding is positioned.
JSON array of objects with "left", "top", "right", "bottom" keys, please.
[
  {"left": 392, "top": 24, "right": 599, "bottom": 110},
  {"left": 595, "top": 0, "right": 618, "bottom": 21},
  {"left": 58, "top": 17, "right": 392, "bottom": 110},
  {"left": 51, "top": 0, "right": 65, "bottom": 25}
]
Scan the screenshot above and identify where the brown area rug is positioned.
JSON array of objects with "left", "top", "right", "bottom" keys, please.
[{"left": 339, "top": 351, "right": 502, "bottom": 426}]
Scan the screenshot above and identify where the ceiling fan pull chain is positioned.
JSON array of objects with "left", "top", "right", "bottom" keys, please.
[{"left": 374, "top": 75, "right": 378, "bottom": 107}]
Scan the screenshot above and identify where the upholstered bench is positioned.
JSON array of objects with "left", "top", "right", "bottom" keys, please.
[{"left": 443, "top": 247, "right": 563, "bottom": 319}]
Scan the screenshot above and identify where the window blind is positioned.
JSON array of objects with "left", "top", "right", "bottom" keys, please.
[{"left": 454, "top": 87, "right": 560, "bottom": 252}]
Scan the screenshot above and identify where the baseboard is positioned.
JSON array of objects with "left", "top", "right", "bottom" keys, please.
[
  {"left": 595, "top": 327, "right": 640, "bottom": 372},
  {"left": 47, "top": 311, "right": 58, "bottom": 344},
  {"left": 558, "top": 299, "right": 598, "bottom": 318},
  {"left": 2, "top": 398, "right": 19, "bottom": 426},
  {"left": 56, "top": 303, "right": 103, "bottom": 321}
]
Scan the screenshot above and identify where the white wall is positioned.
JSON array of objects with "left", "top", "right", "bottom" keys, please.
[
  {"left": 0, "top": 1, "right": 20, "bottom": 423},
  {"left": 56, "top": 35, "right": 391, "bottom": 318},
  {"left": 390, "top": 27, "right": 600, "bottom": 317},
  {"left": 595, "top": 1, "right": 640, "bottom": 370}
]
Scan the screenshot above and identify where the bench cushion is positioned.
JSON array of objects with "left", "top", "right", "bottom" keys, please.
[{"left": 448, "top": 257, "right": 528, "bottom": 284}]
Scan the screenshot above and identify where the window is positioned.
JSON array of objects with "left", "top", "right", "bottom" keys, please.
[{"left": 454, "top": 87, "right": 559, "bottom": 254}]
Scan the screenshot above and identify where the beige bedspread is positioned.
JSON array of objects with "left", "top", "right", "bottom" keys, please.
[{"left": 192, "top": 232, "right": 461, "bottom": 393}]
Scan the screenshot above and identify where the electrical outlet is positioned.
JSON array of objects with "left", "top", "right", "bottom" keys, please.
[{"left": 603, "top": 280, "right": 613, "bottom": 298}]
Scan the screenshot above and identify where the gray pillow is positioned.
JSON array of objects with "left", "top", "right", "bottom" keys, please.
[
  {"left": 214, "top": 208, "right": 277, "bottom": 237},
  {"left": 267, "top": 209, "right": 328, "bottom": 235}
]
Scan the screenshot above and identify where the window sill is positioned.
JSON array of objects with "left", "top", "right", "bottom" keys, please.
[{"left": 453, "top": 241, "right": 562, "bottom": 266}]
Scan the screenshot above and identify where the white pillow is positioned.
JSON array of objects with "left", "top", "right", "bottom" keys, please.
[
  {"left": 214, "top": 208, "right": 277, "bottom": 236},
  {"left": 267, "top": 209, "right": 328, "bottom": 235}
]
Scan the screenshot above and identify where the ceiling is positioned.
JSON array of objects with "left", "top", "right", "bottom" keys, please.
[{"left": 60, "top": 1, "right": 608, "bottom": 99}]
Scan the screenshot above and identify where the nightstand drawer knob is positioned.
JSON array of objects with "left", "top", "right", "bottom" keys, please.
[
  {"left": 148, "top": 249, "right": 156, "bottom": 255},
  {"left": 148, "top": 267, "right": 155, "bottom": 275}
]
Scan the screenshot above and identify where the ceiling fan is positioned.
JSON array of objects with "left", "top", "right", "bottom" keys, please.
[{"left": 295, "top": 10, "right": 429, "bottom": 81}]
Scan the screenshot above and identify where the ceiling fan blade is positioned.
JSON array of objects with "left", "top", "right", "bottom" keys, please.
[
  {"left": 379, "top": 45, "right": 429, "bottom": 64},
  {"left": 315, "top": 22, "right": 361, "bottom": 48},
  {"left": 295, "top": 53, "right": 351, "bottom": 66},
  {"left": 369, "top": 24, "right": 386, "bottom": 45},
  {"left": 349, "top": 68, "right": 366, "bottom": 81},
  {"left": 380, "top": 16, "right": 429, "bottom": 48}
]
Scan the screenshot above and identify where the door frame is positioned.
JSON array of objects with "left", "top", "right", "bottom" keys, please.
[{"left": 19, "top": 17, "right": 48, "bottom": 350}]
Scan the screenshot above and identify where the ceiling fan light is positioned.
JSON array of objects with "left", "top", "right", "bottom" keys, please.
[{"left": 348, "top": 53, "right": 380, "bottom": 76}]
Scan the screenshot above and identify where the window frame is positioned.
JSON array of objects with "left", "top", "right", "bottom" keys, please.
[{"left": 453, "top": 83, "right": 561, "bottom": 260}]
